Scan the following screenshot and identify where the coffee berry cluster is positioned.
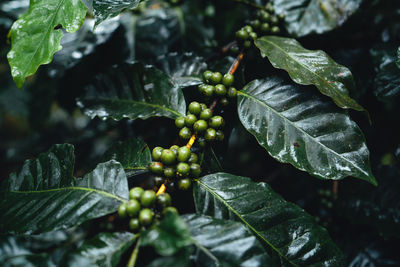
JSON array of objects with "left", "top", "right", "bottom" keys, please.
[
  {"left": 118, "top": 187, "right": 177, "bottom": 232},
  {"left": 149, "top": 145, "right": 201, "bottom": 190}
]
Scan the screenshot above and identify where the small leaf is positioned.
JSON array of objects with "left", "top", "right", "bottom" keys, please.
[
  {"left": 183, "top": 214, "right": 276, "bottom": 267},
  {"left": 93, "top": 0, "right": 142, "bottom": 26},
  {"left": 7, "top": 0, "right": 87, "bottom": 88},
  {"left": 255, "top": 36, "right": 365, "bottom": 112},
  {"left": 272, "top": 0, "right": 363, "bottom": 37},
  {"left": 194, "top": 172, "right": 345, "bottom": 266},
  {"left": 77, "top": 62, "right": 186, "bottom": 121},
  {"left": 0, "top": 144, "right": 129, "bottom": 234},
  {"left": 67, "top": 232, "right": 136, "bottom": 266},
  {"left": 141, "top": 212, "right": 192, "bottom": 256},
  {"left": 101, "top": 137, "right": 151, "bottom": 171},
  {"left": 237, "top": 76, "right": 376, "bottom": 184}
]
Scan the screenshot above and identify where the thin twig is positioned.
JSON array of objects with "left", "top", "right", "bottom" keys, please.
[{"left": 127, "top": 238, "right": 141, "bottom": 267}]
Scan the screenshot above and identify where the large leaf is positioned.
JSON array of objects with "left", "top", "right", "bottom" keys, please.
[
  {"left": 272, "top": 0, "right": 363, "bottom": 37},
  {"left": 93, "top": 0, "right": 142, "bottom": 27},
  {"left": 194, "top": 172, "right": 345, "bottom": 266},
  {"left": 7, "top": 0, "right": 87, "bottom": 88},
  {"left": 77, "top": 62, "right": 186, "bottom": 121},
  {"left": 397, "top": 47, "right": 400, "bottom": 69},
  {"left": 255, "top": 36, "right": 365, "bottom": 112},
  {"left": 237, "top": 76, "right": 376, "bottom": 184},
  {"left": 67, "top": 232, "right": 136, "bottom": 266},
  {"left": 183, "top": 214, "right": 276, "bottom": 267},
  {"left": 0, "top": 144, "right": 129, "bottom": 234}
]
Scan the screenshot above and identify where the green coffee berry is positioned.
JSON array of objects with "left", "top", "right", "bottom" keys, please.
[
  {"left": 198, "top": 84, "right": 207, "bottom": 94},
  {"left": 203, "top": 70, "right": 213, "bottom": 81},
  {"left": 215, "top": 84, "right": 227, "bottom": 96},
  {"left": 149, "top": 162, "right": 163, "bottom": 175},
  {"left": 193, "top": 119, "right": 208, "bottom": 132},
  {"left": 220, "top": 97, "right": 229, "bottom": 106},
  {"left": 161, "top": 149, "right": 176, "bottom": 165},
  {"left": 205, "top": 128, "right": 216, "bottom": 141},
  {"left": 260, "top": 11, "right": 271, "bottom": 22},
  {"left": 243, "top": 40, "right": 252, "bottom": 49},
  {"left": 177, "top": 146, "right": 191, "bottom": 162},
  {"left": 175, "top": 117, "right": 185, "bottom": 128},
  {"left": 164, "top": 167, "right": 176, "bottom": 178},
  {"left": 129, "top": 218, "right": 140, "bottom": 231},
  {"left": 197, "top": 137, "right": 206, "bottom": 147},
  {"left": 209, "top": 116, "right": 224, "bottom": 129},
  {"left": 271, "top": 15, "right": 279, "bottom": 25},
  {"left": 153, "top": 176, "right": 164, "bottom": 186},
  {"left": 140, "top": 190, "right": 156, "bottom": 207},
  {"left": 139, "top": 208, "right": 154, "bottom": 226},
  {"left": 163, "top": 206, "right": 178, "bottom": 215},
  {"left": 156, "top": 193, "right": 171, "bottom": 208},
  {"left": 243, "top": 25, "right": 253, "bottom": 33},
  {"left": 210, "top": 72, "right": 222, "bottom": 84},
  {"left": 271, "top": 26, "right": 280, "bottom": 34},
  {"left": 250, "top": 32, "right": 258, "bottom": 40},
  {"left": 236, "top": 29, "right": 248, "bottom": 40},
  {"left": 278, "top": 13, "right": 286, "bottom": 20},
  {"left": 230, "top": 45, "right": 240, "bottom": 54},
  {"left": 178, "top": 179, "right": 192, "bottom": 190},
  {"left": 170, "top": 145, "right": 179, "bottom": 156},
  {"left": 200, "top": 103, "right": 208, "bottom": 110},
  {"left": 251, "top": 19, "right": 261, "bottom": 29},
  {"left": 152, "top": 147, "right": 163, "bottom": 160},
  {"left": 129, "top": 187, "right": 144, "bottom": 200},
  {"left": 188, "top": 152, "right": 198, "bottom": 163},
  {"left": 216, "top": 130, "right": 225, "bottom": 141},
  {"left": 222, "top": 73, "right": 234, "bottom": 87},
  {"left": 126, "top": 199, "right": 141, "bottom": 217},
  {"left": 190, "top": 163, "right": 201, "bottom": 177},
  {"left": 185, "top": 114, "right": 197, "bottom": 127},
  {"left": 179, "top": 127, "right": 192, "bottom": 139},
  {"left": 188, "top": 101, "right": 202, "bottom": 115},
  {"left": 227, "top": 87, "right": 237, "bottom": 98},
  {"left": 261, "top": 23, "right": 270, "bottom": 32},
  {"left": 118, "top": 203, "right": 127, "bottom": 217},
  {"left": 200, "top": 109, "right": 213, "bottom": 120},
  {"left": 177, "top": 162, "right": 190, "bottom": 176},
  {"left": 203, "top": 85, "right": 214, "bottom": 97}
]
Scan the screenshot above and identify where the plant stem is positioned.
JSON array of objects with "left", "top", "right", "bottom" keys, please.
[{"left": 127, "top": 238, "right": 141, "bottom": 267}]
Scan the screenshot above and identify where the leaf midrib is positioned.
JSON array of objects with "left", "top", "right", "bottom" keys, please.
[{"left": 237, "top": 90, "right": 368, "bottom": 178}]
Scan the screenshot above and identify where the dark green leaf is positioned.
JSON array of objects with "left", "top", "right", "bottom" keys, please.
[
  {"left": 67, "top": 232, "right": 136, "bottom": 266},
  {"left": 183, "top": 214, "right": 276, "bottom": 267},
  {"left": 237, "top": 76, "right": 376, "bottom": 184},
  {"left": 141, "top": 211, "right": 192, "bottom": 256},
  {"left": 194, "top": 172, "right": 345, "bottom": 266},
  {"left": 101, "top": 137, "right": 151, "bottom": 172},
  {"left": 7, "top": 0, "right": 87, "bottom": 88},
  {"left": 272, "top": 0, "right": 362, "bottom": 37},
  {"left": 77, "top": 62, "right": 186, "bottom": 121},
  {"left": 397, "top": 47, "right": 400, "bottom": 69},
  {"left": 0, "top": 144, "right": 129, "bottom": 234},
  {"left": 255, "top": 36, "right": 365, "bottom": 112},
  {"left": 147, "top": 248, "right": 192, "bottom": 267},
  {"left": 93, "top": 0, "right": 142, "bottom": 27}
]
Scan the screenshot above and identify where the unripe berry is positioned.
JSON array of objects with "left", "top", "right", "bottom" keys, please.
[
  {"left": 188, "top": 152, "right": 198, "bottom": 163},
  {"left": 220, "top": 97, "right": 229, "bottom": 106},
  {"left": 129, "top": 187, "right": 144, "bottom": 200},
  {"left": 190, "top": 163, "right": 202, "bottom": 177},
  {"left": 243, "top": 40, "right": 252, "bottom": 49},
  {"left": 177, "top": 162, "right": 190, "bottom": 176},
  {"left": 126, "top": 199, "right": 141, "bottom": 217},
  {"left": 205, "top": 128, "right": 216, "bottom": 141},
  {"left": 216, "top": 130, "right": 225, "bottom": 141},
  {"left": 197, "top": 137, "right": 206, "bottom": 147},
  {"left": 152, "top": 147, "right": 163, "bottom": 160},
  {"left": 153, "top": 176, "right": 164, "bottom": 186},
  {"left": 251, "top": 19, "right": 261, "bottom": 29},
  {"left": 261, "top": 23, "right": 270, "bottom": 32},
  {"left": 179, "top": 127, "right": 192, "bottom": 139},
  {"left": 260, "top": 10, "right": 271, "bottom": 22},
  {"left": 185, "top": 114, "right": 197, "bottom": 127},
  {"left": 215, "top": 84, "right": 227, "bottom": 96},
  {"left": 175, "top": 117, "right": 185, "bottom": 128},
  {"left": 236, "top": 29, "right": 248, "bottom": 40},
  {"left": 188, "top": 101, "right": 202, "bottom": 115},
  {"left": 170, "top": 145, "right": 179, "bottom": 156},
  {"left": 209, "top": 116, "right": 224, "bottom": 129},
  {"left": 200, "top": 109, "right": 213, "bottom": 120},
  {"left": 164, "top": 167, "right": 176, "bottom": 178},
  {"left": 139, "top": 208, "right": 154, "bottom": 226},
  {"left": 156, "top": 193, "right": 171, "bottom": 209},
  {"left": 161, "top": 149, "right": 176, "bottom": 165},
  {"left": 203, "top": 85, "right": 214, "bottom": 97},
  {"left": 163, "top": 206, "right": 178, "bottom": 215},
  {"left": 200, "top": 103, "right": 208, "bottom": 110},
  {"left": 198, "top": 84, "right": 207, "bottom": 94},
  {"left": 222, "top": 74, "right": 234, "bottom": 87},
  {"left": 178, "top": 179, "right": 191, "bottom": 190},
  {"left": 118, "top": 203, "right": 127, "bottom": 217},
  {"left": 250, "top": 32, "right": 258, "bottom": 40},
  {"left": 271, "top": 15, "right": 279, "bottom": 25},
  {"left": 140, "top": 190, "right": 156, "bottom": 207},
  {"left": 203, "top": 70, "right": 213, "bottom": 81},
  {"left": 243, "top": 25, "right": 253, "bottom": 33},
  {"left": 193, "top": 119, "right": 208, "bottom": 132},
  {"left": 227, "top": 87, "right": 237, "bottom": 98},
  {"left": 149, "top": 162, "right": 163, "bottom": 175},
  {"left": 177, "top": 146, "right": 191, "bottom": 162},
  {"left": 271, "top": 26, "right": 280, "bottom": 34},
  {"left": 129, "top": 218, "right": 140, "bottom": 231},
  {"left": 210, "top": 72, "right": 222, "bottom": 84}
]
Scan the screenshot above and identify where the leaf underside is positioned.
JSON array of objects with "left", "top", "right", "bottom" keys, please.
[{"left": 93, "top": 0, "right": 142, "bottom": 26}]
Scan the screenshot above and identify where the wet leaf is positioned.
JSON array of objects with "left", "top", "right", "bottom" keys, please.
[{"left": 93, "top": 0, "right": 142, "bottom": 27}]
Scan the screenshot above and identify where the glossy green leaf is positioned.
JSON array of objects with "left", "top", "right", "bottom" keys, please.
[
  {"left": 101, "top": 137, "right": 151, "bottom": 172},
  {"left": 255, "top": 36, "right": 365, "bottom": 112},
  {"left": 397, "top": 47, "right": 400, "bottom": 68},
  {"left": 194, "top": 172, "right": 345, "bottom": 266},
  {"left": 183, "top": 214, "right": 276, "bottom": 267},
  {"left": 272, "top": 0, "right": 362, "bottom": 37},
  {"left": 93, "top": 0, "right": 142, "bottom": 27},
  {"left": 7, "top": 0, "right": 87, "bottom": 88},
  {"left": 141, "top": 211, "right": 192, "bottom": 256},
  {"left": 77, "top": 62, "right": 186, "bottom": 121},
  {"left": 237, "top": 76, "right": 376, "bottom": 184},
  {"left": 147, "top": 248, "right": 192, "bottom": 267},
  {"left": 68, "top": 232, "right": 136, "bottom": 266},
  {"left": 0, "top": 144, "right": 129, "bottom": 234}
]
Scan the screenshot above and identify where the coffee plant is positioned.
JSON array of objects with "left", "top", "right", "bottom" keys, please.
[{"left": 1, "top": 0, "right": 400, "bottom": 266}]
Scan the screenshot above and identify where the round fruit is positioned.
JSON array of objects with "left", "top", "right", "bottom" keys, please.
[
  {"left": 200, "top": 103, "right": 208, "bottom": 110},
  {"left": 216, "top": 130, "right": 225, "bottom": 141},
  {"left": 188, "top": 101, "right": 202, "bottom": 115},
  {"left": 188, "top": 152, "right": 198, "bottom": 163},
  {"left": 205, "top": 128, "right": 216, "bottom": 141},
  {"left": 175, "top": 117, "right": 185, "bottom": 128},
  {"left": 209, "top": 116, "right": 224, "bottom": 129},
  {"left": 227, "top": 87, "right": 237, "bottom": 98},
  {"left": 203, "top": 70, "right": 213, "bottom": 81},
  {"left": 222, "top": 74, "right": 234, "bottom": 87},
  {"left": 149, "top": 162, "right": 163, "bottom": 175},
  {"left": 185, "top": 114, "right": 197, "bottom": 127},
  {"left": 271, "top": 15, "right": 279, "bottom": 25},
  {"left": 129, "top": 187, "right": 144, "bottom": 200},
  {"left": 152, "top": 147, "right": 163, "bottom": 160},
  {"left": 177, "top": 146, "right": 191, "bottom": 162},
  {"left": 118, "top": 203, "right": 127, "bottom": 217},
  {"left": 163, "top": 206, "right": 178, "bottom": 215},
  {"left": 164, "top": 167, "right": 176, "bottom": 178},
  {"left": 251, "top": 19, "right": 261, "bottom": 29},
  {"left": 140, "top": 190, "right": 156, "bottom": 207},
  {"left": 260, "top": 11, "right": 271, "bottom": 22},
  {"left": 156, "top": 193, "right": 171, "bottom": 208},
  {"left": 177, "top": 162, "right": 190, "bottom": 176},
  {"left": 197, "top": 137, "right": 206, "bottom": 147},
  {"left": 179, "top": 127, "right": 192, "bottom": 139},
  {"left": 153, "top": 176, "right": 164, "bottom": 186},
  {"left": 139, "top": 208, "right": 154, "bottom": 226},
  {"left": 271, "top": 26, "right": 280, "bottom": 34},
  {"left": 200, "top": 109, "right": 213, "bottom": 120},
  {"left": 161, "top": 149, "right": 176, "bottom": 165},
  {"left": 170, "top": 145, "right": 179, "bottom": 156},
  {"left": 210, "top": 72, "right": 222, "bottom": 84},
  {"left": 243, "top": 40, "right": 252, "bottom": 49},
  {"left": 126, "top": 199, "right": 141, "bottom": 217},
  {"left": 220, "top": 97, "right": 229, "bottom": 106},
  {"left": 236, "top": 29, "right": 248, "bottom": 40},
  {"left": 129, "top": 218, "right": 140, "bottom": 231},
  {"left": 193, "top": 120, "right": 208, "bottom": 132},
  {"left": 198, "top": 84, "right": 207, "bottom": 94},
  {"left": 260, "top": 23, "right": 270, "bottom": 32},
  {"left": 178, "top": 179, "right": 192, "bottom": 190},
  {"left": 215, "top": 84, "right": 227, "bottom": 96},
  {"left": 190, "top": 163, "right": 201, "bottom": 177},
  {"left": 278, "top": 13, "right": 285, "bottom": 20},
  {"left": 243, "top": 25, "right": 253, "bottom": 33},
  {"left": 203, "top": 85, "right": 214, "bottom": 97},
  {"left": 230, "top": 45, "right": 240, "bottom": 54},
  {"left": 250, "top": 32, "right": 258, "bottom": 40}
]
